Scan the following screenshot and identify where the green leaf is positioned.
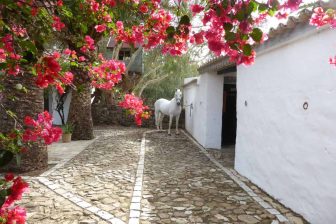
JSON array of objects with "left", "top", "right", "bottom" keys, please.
[
  {"left": 31, "top": 67, "right": 37, "bottom": 76},
  {"left": 20, "top": 40, "right": 37, "bottom": 55},
  {"left": 0, "top": 63, "right": 7, "bottom": 70},
  {"left": 0, "top": 189, "right": 9, "bottom": 198},
  {"left": 215, "top": 6, "right": 222, "bottom": 16},
  {"left": 61, "top": 7, "right": 73, "bottom": 18},
  {"left": 243, "top": 44, "right": 252, "bottom": 56},
  {"left": 222, "top": 0, "right": 228, "bottom": 9},
  {"left": 250, "top": 28, "right": 263, "bottom": 42},
  {"left": 251, "top": 1, "right": 259, "bottom": 11},
  {"left": 258, "top": 3, "right": 268, "bottom": 12},
  {"left": 70, "top": 61, "right": 78, "bottom": 67},
  {"left": 20, "top": 59, "right": 28, "bottom": 64},
  {"left": 229, "top": 43, "right": 239, "bottom": 50},
  {"left": 241, "top": 34, "right": 249, "bottom": 41},
  {"left": 166, "top": 26, "right": 175, "bottom": 34},
  {"left": 223, "top": 23, "right": 233, "bottom": 32},
  {"left": 166, "top": 26, "right": 175, "bottom": 39},
  {"left": 247, "top": 1, "right": 255, "bottom": 14},
  {"left": 268, "top": 9, "right": 276, "bottom": 16},
  {"left": 179, "top": 15, "right": 190, "bottom": 25},
  {"left": 235, "top": 9, "right": 245, "bottom": 21},
  {"left": 80, "top": 24, "right": 88, "bottom": 34},
  {"left": 225, "top": 31, "right": 235, "bottom": 41}
]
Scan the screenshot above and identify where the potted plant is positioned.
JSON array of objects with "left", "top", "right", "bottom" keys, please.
[{"left": 61, "top": 124, "right": 73, "bottom": 143}]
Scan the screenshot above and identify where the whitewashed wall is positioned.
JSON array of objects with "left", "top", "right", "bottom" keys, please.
[
  {"left": 184, "top": 72, "right": 224, "bottom": 149},
  {"left": 183, "top": 78, "right": 198, "bottom": 135},
  {"left": 236, "top": 27, "right": 336, "bottom": 223},
  {"left": 50, "top": 90, "right": 72, "bottom": 125}
]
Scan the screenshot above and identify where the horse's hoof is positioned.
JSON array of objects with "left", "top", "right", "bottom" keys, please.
[
  {"left": 176, "top": 132, "right": 180, "bottom": 135},
  {"left": 168, "top": 133, "right": 171, "bottom": 136}
]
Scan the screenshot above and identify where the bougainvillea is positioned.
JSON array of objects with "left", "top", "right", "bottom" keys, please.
[
  {"left": 310, "top": 7, "right": 336, "bottom": 66},
  {"left": 89, "top": 55, "right": 126, "bottom": 89},
  {"left": 23, "top": 111, "right": 62, "bottom": 145},
  {"left": 1, "top": 0, "right": 336, "bottom": 222},
  {"left": 35, "top": 52, "right": 74, "bottom": 94},
  {"left": 119, "top": 94, "right": 150, "bottom": 126},
  {"left": 0, "top": 175, "right": 28, "bottom": 224}
]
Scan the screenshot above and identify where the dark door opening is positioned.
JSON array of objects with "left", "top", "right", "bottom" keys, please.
[{"left": 221, "top": 83, "right": 237, "bottom": 146}]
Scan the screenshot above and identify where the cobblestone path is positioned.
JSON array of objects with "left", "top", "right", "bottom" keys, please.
[{"left": 18, "top": 127, "right": 305, "bottom": 224}]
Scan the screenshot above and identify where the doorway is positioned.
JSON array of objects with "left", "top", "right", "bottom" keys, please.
[{"left": 221, "top": 83, "right": 237, "bottom": 146}]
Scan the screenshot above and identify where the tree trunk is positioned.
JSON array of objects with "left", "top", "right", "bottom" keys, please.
[
  {"left": 0, "top": 73, "right": 47, "bottom": 172},
  {"left": 67, "top": 67, "right": 94, "bottom": 140}
]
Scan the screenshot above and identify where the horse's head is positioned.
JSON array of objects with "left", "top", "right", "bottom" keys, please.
[{"left": 174, "top": 89, "right": 182, "bottom": 106}]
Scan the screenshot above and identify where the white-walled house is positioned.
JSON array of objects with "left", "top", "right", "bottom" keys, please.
[{"left": 184, "top": 11, "right": 336, "bottom": 224}]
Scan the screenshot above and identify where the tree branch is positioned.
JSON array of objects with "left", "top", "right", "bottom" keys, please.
[
  {"left": 138, "top": 74, "right": 169, "bottom": 97},
  {"left": 125, "top": 46, "right": 143, "bottom": 75}
]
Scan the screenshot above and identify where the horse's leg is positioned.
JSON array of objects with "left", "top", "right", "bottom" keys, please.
[
  {"left": 159, "top": 113, "right": 164, "bottom": 130},
  {"left": 156, "top": 111, "right": 160, "bottom": 130},
  {"left": 168, "top": 115, "right": 173, "bottom": 135},
  {"left": 175, "top": 114, "right": 180, "bottom": 135}
]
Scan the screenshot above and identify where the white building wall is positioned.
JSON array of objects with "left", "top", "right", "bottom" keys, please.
[
  {"left": 236, "top": 28, "right": 336, "bottom": 224},
  {"left": 183, "top": 80, "right": 197, "bottom": 136},
  {"left": 184, "top": 72, "right": 224, "bottom": 149}
]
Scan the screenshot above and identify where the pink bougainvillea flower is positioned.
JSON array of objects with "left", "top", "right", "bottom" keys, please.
[
  {"left": 140, "top": 4, "right": 148, "bottom": 13},
  {"left": 5, "top": 173, "right": 15, "bottom": 182},
  {"left": 23, "top": 111, "right": 62, "bottom": 145},
  {"left": 57, "top": 0, "right": 63, "bottom": 6},
  {"left": 95, "top": 24, "right": 107, "bottom": 33},
  {"left": 80, "top": 35, "right": 95, "bottom": 52},
  {"left": 119, "top": 94, "right": 150, "bottom": 126},
  {"left": 63, "top": 48, "right": 72, "bottom": 55},
  {"left": 52, "top": 16, "right": 65, "bottom": 31},
  {"left": 89, "top": 56, "right": 125, "bottom": 89},
  {"left": 190, "top": 4, "right": 204, "bottom": 15}
]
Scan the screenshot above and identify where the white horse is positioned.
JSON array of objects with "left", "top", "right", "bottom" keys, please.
[{"left": 154, "top": 89, "right": 182, "bottom": 135}]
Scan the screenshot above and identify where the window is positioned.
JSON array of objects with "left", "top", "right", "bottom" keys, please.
[{"left": 118, "top": 50, "right": 131, "bottom": 60}]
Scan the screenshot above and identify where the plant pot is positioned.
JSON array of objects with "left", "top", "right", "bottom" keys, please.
[{"left": 62, "top": 133, "right": 72, "bottom": 143}]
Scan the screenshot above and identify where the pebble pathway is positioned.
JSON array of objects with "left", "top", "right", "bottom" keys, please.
[{"left": 17, "top": 127, "right": 306, "bottom": 224}]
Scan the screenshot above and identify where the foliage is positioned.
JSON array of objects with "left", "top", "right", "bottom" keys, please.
[
  {"left": 0, "top": 174, "right": 28, "bottom": 224},
  {"left": 135, "top": 48, "right": 198, "bottom": 104},
  {"left": 61, "top": 123, "right": 73, "bottom": 134},
  {"left": 0, "top": 111, "right": 60, "bottom": 223},
  {"left": 119, "top": 94, "right": 151, "bottom": 125},
  {"left": 0, "top": 0, "right": 333, "bottom": 222}
]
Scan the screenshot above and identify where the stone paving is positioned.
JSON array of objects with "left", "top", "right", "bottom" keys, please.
[
  {"left": 47, "top": 128, "right": 145, "bottom": 223},
  {"left": 16, "top": 127, "right": 306, "bottom": 224},
  {"left": 20, "top": 179, "right": 109, "bottom": 224}
]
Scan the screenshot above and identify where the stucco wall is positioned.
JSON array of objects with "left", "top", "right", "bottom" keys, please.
[
  {"left": 236, "top": 27, "right": 336, "bottom": 223},
  {"left": 184, "top": 72, "right": 224, "bottom": 149},
  {"left": 183, "top": 80, "right": 197, "bottom": 135}
]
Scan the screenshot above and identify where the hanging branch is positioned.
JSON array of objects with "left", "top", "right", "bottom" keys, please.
[
  {"left": 138, "top": 73, "right": 169, "bottom": 97},
  {"left": 55, "top": 88, "right": 70, "bottom": 125}
]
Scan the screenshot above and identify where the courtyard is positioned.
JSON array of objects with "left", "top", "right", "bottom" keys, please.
[{"left": 19, "top": 127, "right": 306, "bottom": 224}]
